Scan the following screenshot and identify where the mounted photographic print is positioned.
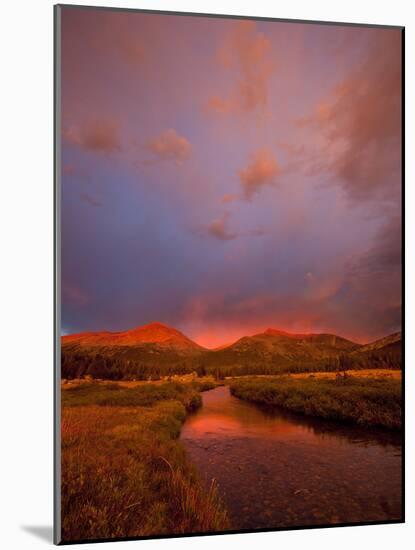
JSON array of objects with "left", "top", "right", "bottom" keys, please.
[{"left": 54, "top": 4, "right": 404, "bottom": 545}]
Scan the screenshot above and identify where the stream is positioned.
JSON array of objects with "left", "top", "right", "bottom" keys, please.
[{"left": 180, "top": 385, "right": 402, "bottom": 530}]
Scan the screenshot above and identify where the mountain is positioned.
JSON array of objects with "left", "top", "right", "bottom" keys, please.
[
  {"left": 231, "top": 328, "right": 358, "bottom": 353},
  {"left": 203, "top": 328, "right": 360, "bottom": 373},
  {"left": 62, "top": 322, "right": 204, "bottom": 352},
  {"left": 61, "top": 322, "right": 401, "bottom": 380},
  {"left": 61, "top": 323, "right": 206, "bottom": 380},
  {"left": 350, "top": 331, "right": 401, "bottom": 355},
  {"left": 343, "top": 331, "right": 402, "bottom": 370}
]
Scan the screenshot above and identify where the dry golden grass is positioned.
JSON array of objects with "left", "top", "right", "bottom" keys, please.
[
  {"left": 289, "top": 369, "right": 401, "bottom": 380},
  {"left": 62, "top": 374, "right": 218, "bottom": 391},
  {"left": 62, "top": 379, "right": 152, "bottom": 390},
  {"left": 61, "top": 381, "right": 228, "bottom": 543}
]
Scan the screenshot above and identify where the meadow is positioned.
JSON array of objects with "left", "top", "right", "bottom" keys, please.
[
  {"left": 230, "top": 373, "right": 402, "bottom": 430},
  {"left": 61, "top": 378, "right": 228, "bottom": 542},
  {"left": 61, "top": 368, "right": 402, "bottom": 541}
]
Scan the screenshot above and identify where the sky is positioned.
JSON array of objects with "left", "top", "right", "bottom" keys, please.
[{"left": 60, "top": 7, "right": 402, "bottom": 348}]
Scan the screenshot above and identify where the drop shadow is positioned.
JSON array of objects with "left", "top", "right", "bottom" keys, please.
[{"left": 21, "top": 525, "right": 53, "bottom": 543}]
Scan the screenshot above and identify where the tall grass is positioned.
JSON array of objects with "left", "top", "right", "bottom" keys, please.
[
  {"left": 230, "top": 375, "right": 401, "bottom": 430},
  {"left": 62, "top": 380, "right": 203, "bottom": 410},
  {"left": 61, "top": 381, "right": 228, "bottom": 542}
]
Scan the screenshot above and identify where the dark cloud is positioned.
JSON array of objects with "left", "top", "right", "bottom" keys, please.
[
  {"left": 298, "top": 29, "right": 402, "bottom": 202},
  {"left": 183, "top": 215, "right": 402, "bottom": 344},
  {"left": 328, "top": 216, "right": 402, "bottom": 340},
  {"left": 347, "top": 216, "right": 401, "bottom": 308}
]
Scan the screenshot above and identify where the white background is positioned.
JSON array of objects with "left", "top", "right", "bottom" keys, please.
[{"left": 0, "top": 0, "right": 413, "bottom": 548}]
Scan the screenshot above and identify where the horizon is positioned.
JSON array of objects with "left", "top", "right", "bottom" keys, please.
[
  {"left": 60, "top": 319, "right": 400, "bottom": 349},
  {"left": 61, "top": 9, "right": 402, "bottom": 349}
]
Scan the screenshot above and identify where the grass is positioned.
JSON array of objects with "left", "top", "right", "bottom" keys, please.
[
  {"left": 62, "top": 380, "right": 202, "bottom": 410},
  {"left": 289, "top": 368, "right": 401, "bottom": 380},
  {"left": 230, "top": 374, "right": 402, "bottom": 430},
  {"left": 61, "top": 379, "right": 228, "bottom": 542}
]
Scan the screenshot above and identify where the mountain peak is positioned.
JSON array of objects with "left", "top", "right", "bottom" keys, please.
[
  {"left": 62, "top": 321, "right": 204, "bottom": 350},
  {"left": 140, "top": 322, "right": 171, "bottom": 330},
  {"left": 264, "top": 328, "right": 299, "bottom": 337},
  {"left": 128, "top": 321, "right": 176, "bottom": 334},
  {"left": 263, "top": 328, "right": 319, "bottom": 340}
]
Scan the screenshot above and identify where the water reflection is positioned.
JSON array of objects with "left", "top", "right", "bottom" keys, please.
[{"left": 180, "top": 386, "right": 402, "bottom": 530}]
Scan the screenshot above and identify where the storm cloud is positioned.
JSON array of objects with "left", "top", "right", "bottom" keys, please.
[{"left": 60, "top": 8, "right": 402, "bottom": 348}]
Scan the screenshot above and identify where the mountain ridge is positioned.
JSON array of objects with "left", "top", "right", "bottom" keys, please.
[
  {"left": 61, "top": 322, "right": 402, "bottom": 380},
  {"left": 351, "top": 331, "right": 402, "bottom": 355},
  {"left": 62, "top": 322, "right": 401, "bottom": 352},
  {"left": 62, "top": 322, "right": 205, "bottom": 351}
]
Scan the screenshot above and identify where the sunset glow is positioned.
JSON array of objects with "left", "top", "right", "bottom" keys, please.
[{"left": 61, "top": 8, "right": 402, "bottom": 346}]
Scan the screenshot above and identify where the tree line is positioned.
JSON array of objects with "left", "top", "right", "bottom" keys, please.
[{"left": 61, "top": 343, "right": 401, "bottom": 381}]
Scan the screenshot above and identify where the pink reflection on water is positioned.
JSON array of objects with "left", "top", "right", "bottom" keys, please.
[{"left": 180, "top": 386, "right": 402, "bottom": 530}]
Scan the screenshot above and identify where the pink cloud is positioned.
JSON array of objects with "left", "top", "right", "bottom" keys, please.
[
  {"left": 238, "top": 149, "right": 280, "bottom": 199},
  {"left": 205, "top": 211, "right": 267, "bottom": 241},
  {"left": 113, "top": 32, "right": 146, "bottom": 66},
  {"left": 221, "top": 193, "right": 238, "bottom": 204},
  {"left": 64, "top": 118, "right": 121, "bottom": 154},
  {"left": 206, "top": 20, "right": 275, "bottom": 115},
  {"left": 145, "top": 129, "right": 192, "bottom": 164},
  {"left": 206, "top": 211, "right": 237, "bottom": 241},
  {"left": 205, "top": 96, "right": 233, "bottom": 115}
]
